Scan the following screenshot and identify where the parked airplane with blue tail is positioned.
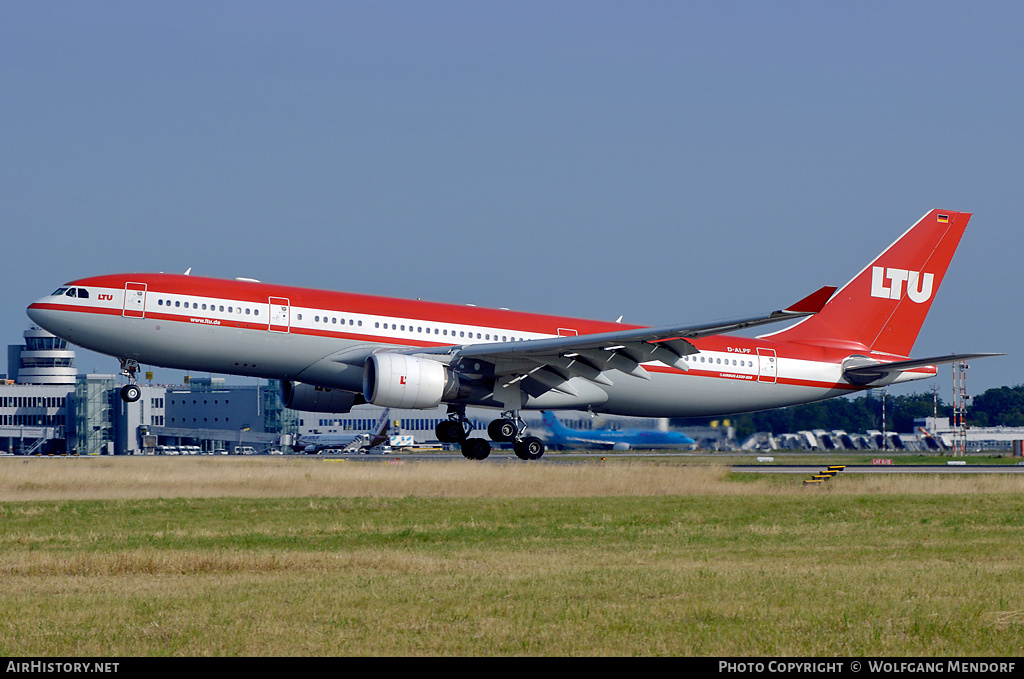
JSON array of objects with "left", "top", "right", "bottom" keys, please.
[{"left": 541, "top": 411, "right": 695, "bottom": 451}]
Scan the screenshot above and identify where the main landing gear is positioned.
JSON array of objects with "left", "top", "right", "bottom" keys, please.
[
  {"left": 119, "top": 358, "right": 142, "bottom": 403},
  {"left": 489, "top": 411, "right": 545, "bottom": 461},
  {"left": 435, "top": 406, "right": 486, "bottom": 459},
  {"left": 435, "top": 406, "right": 546, "bottom": 461}
]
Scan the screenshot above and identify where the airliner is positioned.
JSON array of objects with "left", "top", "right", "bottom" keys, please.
[
  {"left": 295, "top": 408, "right": 391, "bottom": 453},
  {"left": 26, "top": 209, "right": 998, "bottom": 461},
  {"left": 541, "top": 411, "right": 694, "bottom": 451}
]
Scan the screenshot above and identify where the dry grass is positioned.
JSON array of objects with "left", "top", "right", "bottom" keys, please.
[
  {"left": 4, "top": 456, "right": 1024, "bottom": 656},
  {"left": 4, "top": 456, "right": 1024, "bottom": 501},
  {"left": 0, "top": 456, "right": 743, "bottom": 500}
]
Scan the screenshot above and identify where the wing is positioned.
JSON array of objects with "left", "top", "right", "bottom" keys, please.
[{"left": 404, "top": 286, "right": 836, "bottom": 402}]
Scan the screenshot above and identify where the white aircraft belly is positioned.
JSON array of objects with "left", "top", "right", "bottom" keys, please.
[
  {"left": 45, "top": 308, "right": 349, "bottom": 381},
  {"left": 589, "top": 368, "right": 843, "bottom": 418}
]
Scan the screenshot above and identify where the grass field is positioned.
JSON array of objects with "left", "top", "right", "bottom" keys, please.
[{"left": 2, "top": 456, "right": 1024, "bottom": 656}]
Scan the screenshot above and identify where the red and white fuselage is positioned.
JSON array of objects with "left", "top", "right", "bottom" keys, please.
[{"left": 26, "top": 209, "right": 990, "bottom": 424}]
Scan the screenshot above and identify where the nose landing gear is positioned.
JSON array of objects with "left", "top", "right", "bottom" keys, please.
[{"left": 119, "top": 358, "right": 142, "bottom": 403}]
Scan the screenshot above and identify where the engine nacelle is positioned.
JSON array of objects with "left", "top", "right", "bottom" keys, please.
[
  {"left": 281, "top": 381, "right": 362, "bottom": 413},
  {"left": 363, "top": 353, "right": 455, "bottom": 409}
]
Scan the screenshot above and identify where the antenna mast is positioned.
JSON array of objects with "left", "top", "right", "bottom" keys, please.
[{"left": 952, "top": 361, "right": 969, "bottom": 455}]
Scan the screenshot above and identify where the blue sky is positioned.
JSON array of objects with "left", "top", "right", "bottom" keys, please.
[{"left": 2, "top": 2, "right": 1020, "bottom": 399}]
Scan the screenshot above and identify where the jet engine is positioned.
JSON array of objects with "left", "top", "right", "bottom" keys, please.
[
  {"left": 363, "top": 353, "right": 459, "bottom": 409},
  {"left": 280, "top": 381, "right": 362, "bottom": 413}
]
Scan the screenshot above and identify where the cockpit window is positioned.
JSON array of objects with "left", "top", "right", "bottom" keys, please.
[
  {"left": 66, "top": 288, "right": 77, "bottom": 298},
  {"left": 77, "top": 288, "right": 89, "bottom": 299},
  {"left": 52, "top": 287, "right": 68, "bottom": 296}
]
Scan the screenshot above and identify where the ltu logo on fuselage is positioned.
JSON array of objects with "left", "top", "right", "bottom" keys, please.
[{"left": 870, "top": 266, "right": 934, "bottom": 303}]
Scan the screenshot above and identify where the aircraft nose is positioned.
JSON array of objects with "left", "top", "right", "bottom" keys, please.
[
  {"left": 27, "top": 301, "right": 50, "bottom": 326},
  {"left": 27, "top": 296, "right": 64, "bottom": 336}
]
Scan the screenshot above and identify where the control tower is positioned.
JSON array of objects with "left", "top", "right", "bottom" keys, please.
[{"left": 8, "top": 327, "right": 76, "bottom": 385}]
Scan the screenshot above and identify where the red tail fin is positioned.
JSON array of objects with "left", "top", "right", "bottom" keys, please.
[{"left": 763, "top": 209, "right": 970, "bottom": 357}]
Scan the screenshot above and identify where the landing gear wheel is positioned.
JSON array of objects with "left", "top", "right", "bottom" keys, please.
[
  {"left": 436, "top": 420, "right": 467, "bottom": 443},
  {"left": 513, "top": 436, "right": 545, "bottom": 461},
  {"left": 487, "top": 418, "right": 518, "bottom": 442},
  {"left": 461, "top": 438, "right": 491, "bottom": 460},
  {"left": 120, "top": 384, "right": 142, "bottom": 403}
]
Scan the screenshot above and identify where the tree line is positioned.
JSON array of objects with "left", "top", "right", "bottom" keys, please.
[{"left": 673, "top": 385, "right": 1024, "bottom": 439}]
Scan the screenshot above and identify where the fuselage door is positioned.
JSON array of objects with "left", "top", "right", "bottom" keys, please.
[
  {"left": 123, "top": 282, "right": 147, "bottom": 319},
  {"left": 757, "top": 347, "right": 778, "bottom": 383},
  {"left": 269, "top": 297, "right": 290, "bottom": 333}
]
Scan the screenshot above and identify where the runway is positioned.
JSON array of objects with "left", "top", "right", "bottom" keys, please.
[
  {"left": 315, "top": 450, "right": 1024, "bottom": 473},
  {"left": 11, "top": 449, "right": 1024, "bottom": 475},
  {"left": 731, "top": 464, "right": 1024, "bottom": 474}
]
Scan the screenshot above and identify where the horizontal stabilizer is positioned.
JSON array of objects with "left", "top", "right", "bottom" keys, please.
[{"left": 843, "top": 352, "right": 1003, "bottom": 386}]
